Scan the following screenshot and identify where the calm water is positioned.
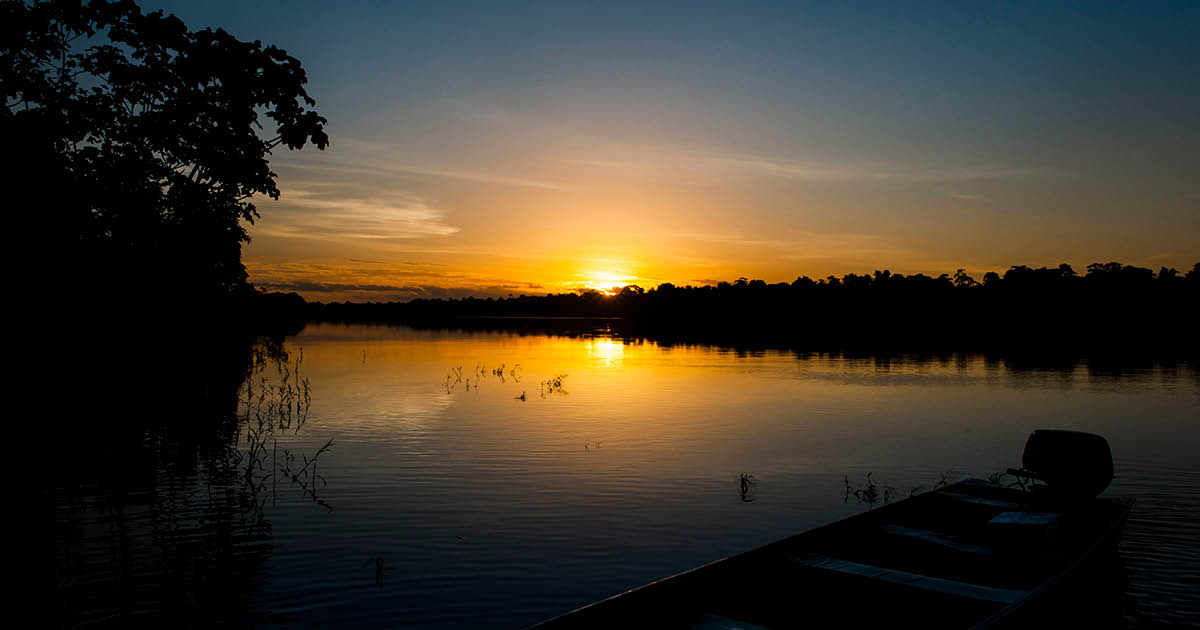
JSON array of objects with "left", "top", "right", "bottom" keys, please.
[{"left": 50, "top": 324, "right": 1200, "bottom": 627}]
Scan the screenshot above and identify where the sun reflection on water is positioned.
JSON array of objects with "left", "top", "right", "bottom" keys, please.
[{"left": 586, "top": 338, "right": 625, "bottom": 367}]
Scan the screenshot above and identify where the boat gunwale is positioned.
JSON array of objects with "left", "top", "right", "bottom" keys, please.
[
  {"left": 526, "top": 479, "right": 1133, "bottom": 629},
  {"left": 969, "top": 495, "right": 1133, "bottom": 629}
]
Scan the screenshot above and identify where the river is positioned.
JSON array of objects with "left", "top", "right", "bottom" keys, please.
[{"left": 48, "top": 323, "right": 1200, "bottom": 626}]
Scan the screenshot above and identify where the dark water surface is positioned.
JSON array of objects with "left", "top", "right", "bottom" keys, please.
[{"left": 49, "top": 324, "right": 1200, "bottom": 627}]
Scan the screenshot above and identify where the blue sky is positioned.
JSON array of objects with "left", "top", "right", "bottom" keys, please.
[{"left": 144, "top": 1, "right": 1199, "bottom": 300}]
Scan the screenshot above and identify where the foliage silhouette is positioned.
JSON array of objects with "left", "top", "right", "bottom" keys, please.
[
  {"left": 308, "top": 262, "right": 1199, "bottom": 355},
  {"left": 15, "top": 10, "right": 332, "bottom": 615},
  {"left": 4, "top": 0, "right": 327, "bottom": 310}
]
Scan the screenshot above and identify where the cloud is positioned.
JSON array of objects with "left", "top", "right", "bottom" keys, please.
[
  {"left": 578, "top": 148, "right": 1062, "bottom": 184},
  {"left": 669, "top": 234, "right": 790, "bottom": 248},
  {"left": 258, "top": 280, "right": 422, "bottom": 294},
  {"left": 348, "top": 258, "right": 449, "bottom": 266},
  {"left": 257, "top": 186, "right": 459, "bottom": 241},
  {"left": 254, "top": 280, "right": 478, "bottom": 301},
  {"left": 254, "top": 280, "right": 549, "bottom": 302},
  {"left": 246, "top": 260, "right": 551, "bottom": 302},
  {"left": 278, "top": 139, "right": 575, "bottom": 192},
  {"left": 382, "top": 164, "right": 573, "bottom": 192},
  {"left": 668, "top": 229, "right": 922, "bottom": 270},
  {"left": 248, "top": 260, "right": 461, "bottom": 280}
]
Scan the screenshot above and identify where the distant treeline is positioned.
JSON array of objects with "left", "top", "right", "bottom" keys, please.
[{"left": 268, "top": 262, "right": 1199, "bottom": 354}]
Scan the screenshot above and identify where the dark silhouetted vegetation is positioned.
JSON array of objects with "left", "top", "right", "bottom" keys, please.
[
  {"left": 7, "top": 0, "right": 327, "bottom": 436},
  {"left": 11, "top": 6, "right": 332, "bottom": 618},
  {"left": 308, "top": 262, "right": 1199, "bottom": 355},
  {"left": 6, "top": 0, "right": 327, "bottom": 327}
]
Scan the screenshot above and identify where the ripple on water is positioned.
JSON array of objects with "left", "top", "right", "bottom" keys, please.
[{"left": 46, "top": 328, "right": 1200, "bottom": 627}]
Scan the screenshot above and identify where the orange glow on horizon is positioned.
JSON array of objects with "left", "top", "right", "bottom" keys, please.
[{"left": 572, "top": 270, "right": 640, "bottom": 294}]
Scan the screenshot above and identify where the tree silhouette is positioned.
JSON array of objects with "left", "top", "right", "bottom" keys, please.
[
  {"left": 4, "top": 0, "right": 328, "bottom": 304},
  {"left": 952, "top": 269, "right": 977, "bottom": 288},
  {"left": 306, "top": 261, "right": 1198, "bottom": 356}
]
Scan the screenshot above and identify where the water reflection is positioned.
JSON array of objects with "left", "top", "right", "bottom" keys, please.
[
  {"left": 587, "top": 338, "right": 624, "bottom": 368},
  {"left": 46, "top": 324, "right": 1200, "bottom": 627},
  {"left": 47, "top": 338, "right": 336, "bottom": 626},
  {"left": 48, "top": 335, "right": 266, "bottom": 625},
  {"left": 237, "top": 347, "right": 336, "bottom": 513}
]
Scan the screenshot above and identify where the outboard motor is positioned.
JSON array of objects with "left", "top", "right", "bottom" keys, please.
[{"left": 1010, "top": 430, "right": 1114, "bottom": 500}]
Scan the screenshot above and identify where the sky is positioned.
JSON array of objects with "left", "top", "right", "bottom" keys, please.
[{"left": 145, "top": 0, "right": 1199, "bottom": 301}]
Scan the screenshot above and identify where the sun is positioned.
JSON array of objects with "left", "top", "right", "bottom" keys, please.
[{"left": 579, "top": 271, "right": 634, "bottom": 294}]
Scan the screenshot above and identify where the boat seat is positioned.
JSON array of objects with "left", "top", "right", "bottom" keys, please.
[
  {"left": 988, "top": 511, "right": 1059, "bottom": 526},
  {"left": 690, "top": 613, "right": 770, "bottom": 630},
  {"left": 791, "top": 553, "right": 1027, "bottom": 604},
  {"left": 936, "top": 491, "right": 1026, "bottom": 510},
  {"left": 880, "top": 524, "right": 1000, "bottom": 555},
  {"left": 985, "top": 511, "right": 1061, "bottom": 547}
]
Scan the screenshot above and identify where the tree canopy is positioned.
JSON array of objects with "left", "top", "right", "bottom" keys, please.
[
  {"left": 3, "top": 0, "right": 328, "bottom": 303},
  {"left": 308, "top": 261, "right": 1199, "bottom": 354}
]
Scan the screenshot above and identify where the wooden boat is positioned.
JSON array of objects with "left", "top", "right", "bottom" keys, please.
[{"left": 530, "top": 430, "right": 1133, "bottom": 629}]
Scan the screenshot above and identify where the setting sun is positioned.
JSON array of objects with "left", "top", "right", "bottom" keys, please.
[{"left": 576, "top": 270, "right": 637, "bottom": 294}]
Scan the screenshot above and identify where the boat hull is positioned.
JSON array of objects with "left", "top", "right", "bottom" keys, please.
[{"left": 529, "top": 479, "right": 1133, "bottom": 629}]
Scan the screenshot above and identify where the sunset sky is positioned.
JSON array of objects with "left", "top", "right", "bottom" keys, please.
[{"left": 148, "top": 1, "right": 1198, "bottom": 301}]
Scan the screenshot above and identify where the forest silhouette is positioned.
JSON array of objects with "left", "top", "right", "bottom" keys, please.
[
  {"left": 6, "top": 0, "right": 326, "bottom": 335},
  {"left": 308, "top": 262, "right": 1200, "bottom": 355},
  {"left": 9, "top": 5, "right": 328, "bottom": 620},
  {"left": 7, "top": 0, "right": 322, "bottom": 445}
]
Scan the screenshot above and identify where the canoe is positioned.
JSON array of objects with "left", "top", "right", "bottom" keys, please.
[{"left": 529, "top": 431, "right": 1132, "bottom": 629}]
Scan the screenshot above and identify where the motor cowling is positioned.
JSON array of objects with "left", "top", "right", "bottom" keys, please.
[{"left": 1021, "top": 429, "right": 1114, "bottom": 500}]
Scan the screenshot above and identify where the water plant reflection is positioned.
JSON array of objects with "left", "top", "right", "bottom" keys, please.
[
  {"left": 843, "top": 473, "right": 898, "bottom": 509},
  {"left": 844, "top": 469, "right": 965, "bottom": 509},
  {"left": 739, "top": 473, "right": 757, "bottom": 503},
  {"left": 49, "top": 333, "right": 309, "bottom": 624},
  {"left": 541, "top": 374, "right": 569, "bottom": 397},
  {"left": 236, "top": 345, "right": 335, "bottom": 512}
]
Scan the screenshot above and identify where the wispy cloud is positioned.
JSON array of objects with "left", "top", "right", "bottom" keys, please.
[
  {"left": 280, "top": 159, "right": 574, "bottom": 192},
  {"left": 254, "top": 279, "right": 516, "bottom": 301},
  {"left": 579, "top": 148, "right": 1062, "bottom": 184},
  {"left": 278, "top": 138, "right": 575, "bottom": 192},
  {"left": 384, "top": 164, "right": 573, "bottom": 191},
  {"left": 949, "top": 192, "right": 991, "bottom": 202},
  {"left": 245, "top": 259, "right": 548, "bottom": 302},
  {"left": 258, "top": 187, "right": 459, "bottom": 241},
  {"left": 667, "top": 229, "right": 922, "bottom": 270},
  {"left": 348, "top": 258, "right": 448, "bottom": 266}
]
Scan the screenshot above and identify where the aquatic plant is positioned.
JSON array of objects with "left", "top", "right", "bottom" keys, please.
[
  {"left": 739, "top": 473, "right": 758, "bottom": 503},
  {"left": 540, "top": 374, "right": 569, "bottom": 397},
  {"left": 278, "top": 437, "right": 335, "bottom": 510},
  {"left": 473, "top": 363, "right": 508, "bottom": 383},
  {"left": 235, "top": 345, "right": 335, "bottom": 513},
  {"left": 843, "top": 473, "right": 897, "bottom": 509},
  {"left": 986, "top": 468, "right": 1039, "bottom": 491},
  {"left": 363, "top": 556, "right": 391, "bottom": 587},
  {"left": 907, "top": 468, "right": 961, "bottom": 497},
  {"left": 448, "top": 362, "right": 563, "bottom": 398}
]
